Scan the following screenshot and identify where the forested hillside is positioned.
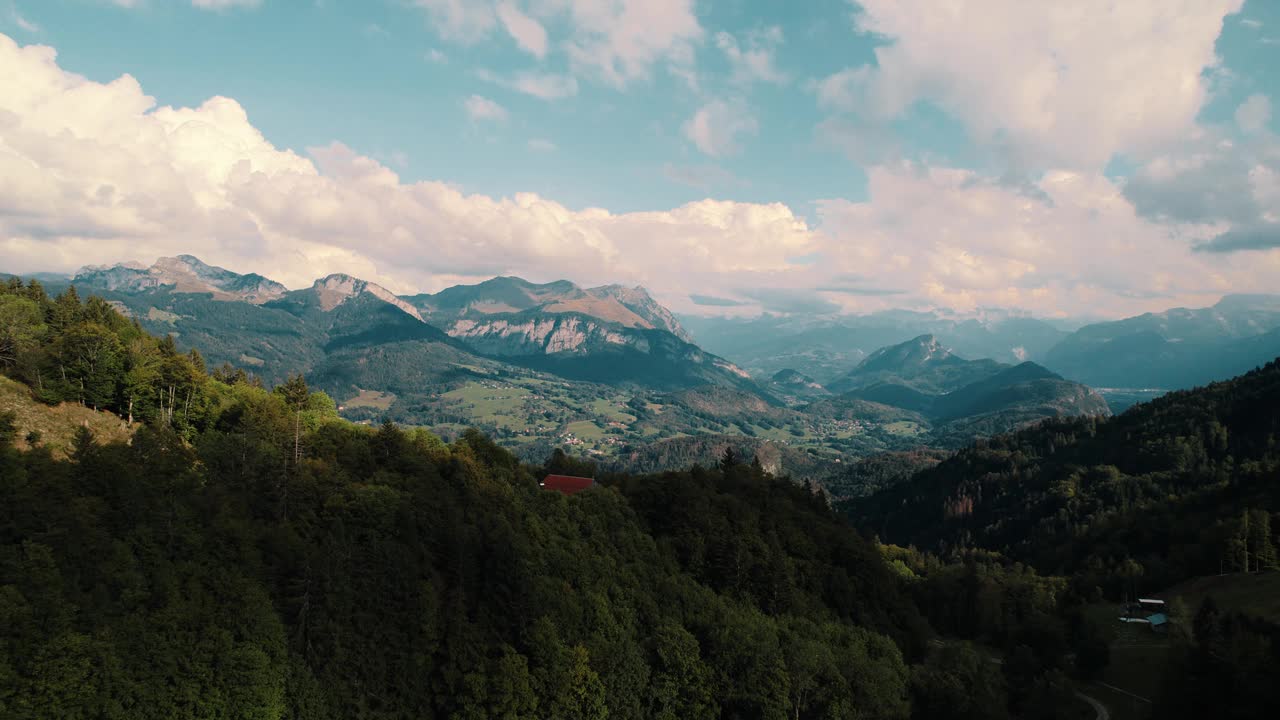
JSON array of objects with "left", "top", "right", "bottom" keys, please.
[
  {"left": 0, "top": 278, "right": 1105, "bottom": 719},
  {"left": 848, "top": 359, "right": 1280, "bottom": 597},
  {"left": 5, "top": 277, "right": 1277, "bottom": 719}
]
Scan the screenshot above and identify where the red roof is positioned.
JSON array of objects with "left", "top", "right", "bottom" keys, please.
[{"left": 541, "top": 474, "right": 595, "bottom": 495}]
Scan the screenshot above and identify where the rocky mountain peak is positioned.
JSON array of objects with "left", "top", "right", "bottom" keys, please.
[
  {"left": 74, "top": 255, "right": 286, "bottom": 304},
  {"left": 312, "top": 274, "right": 424, "bottom": 322}
]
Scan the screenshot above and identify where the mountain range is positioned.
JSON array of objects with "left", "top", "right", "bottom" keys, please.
[
  {"left": 1042, "top": 294, "right": 1280, "bottom": 390},
  {"left": 804, "top": 334, "right": 1110, "bottom": 444},
  {"left": 6, "top": 255, "right": 1127, "bottom": 474},
  {"left": 683, "top": 294, "right": 1280, "bottom": 412},
  {"left": 64, "top": 255, "right": 749, "bottom": 392}
]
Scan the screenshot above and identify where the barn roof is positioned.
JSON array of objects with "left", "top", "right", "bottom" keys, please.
[{"left": 541, "top": 474, "right": 595, "bottom": 495}]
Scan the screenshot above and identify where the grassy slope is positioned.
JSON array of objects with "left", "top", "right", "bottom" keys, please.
[
  {"left": 1074, "top": 572, "right": 1280, "bottom": 720},
  {"left": 0, "top": 375, "right": 134, "bottom": 457},
  {"left": 1163, "top": 571, "right": 1280, "bottom": 623}
]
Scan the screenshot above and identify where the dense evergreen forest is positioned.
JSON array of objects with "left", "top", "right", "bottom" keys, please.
[
  {"left": 2, "top": 278, "right": 1278, "bottom": 719},
  {"left": 846, "top": 360, "right": 1280, "bottom": 595}
]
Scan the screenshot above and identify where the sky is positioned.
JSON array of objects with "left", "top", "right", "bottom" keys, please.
[{"left": 1, "top": 0, "right": 1278, "bottom": 318}]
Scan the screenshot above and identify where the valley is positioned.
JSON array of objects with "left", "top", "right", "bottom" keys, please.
[
  {"left": 3, "top": 269, "right": 1278, "bottom": 720},
  {"left": 23, "top": 255, "right": 1148, "bottom": 486}
]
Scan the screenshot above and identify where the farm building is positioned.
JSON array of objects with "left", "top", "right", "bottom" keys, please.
[{"left": 541, "top": 474, "right": 595, "bottom": 495}]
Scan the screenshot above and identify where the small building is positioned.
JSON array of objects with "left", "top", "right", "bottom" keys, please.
[
  {"left": 1147, "top": 613, "right": 1169, "bottom": 633},
  {"left": 541, "top": 474, "right": 595, "bottom": 495}
]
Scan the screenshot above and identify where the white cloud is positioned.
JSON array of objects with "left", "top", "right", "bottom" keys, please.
[
  {"left": 414, "top": 0, "right": 702, "bottom": 89},
  {"left": 813, "top": 163, "right": 1279, "bottom": 315},
  {"left": 1122, "top": 115, "right": 1280, "bottom": 252},
  {"left": 477, "top": 68, "right": 578, "bottom": 99},
  {"left": 683, "top": 100, "right": 758, "bottom": 158},
  {"left": 9, "top": 7, "right": 38, "bottom": 32},
  {"left": 715, "top": 27, "right": 786, "bottom": 86},
  {"left": 192, "top": 0, "right": 262, "bottom": 9},
  {"left": 558, "top": 0, "right": 702, "bottom": 88},
  {"left": 496, "top": 1, "right": 547, "bottom": 58},
  {"left": 3, "top": 30, "right": 1276, "bottom": 318},
  {"left": 824, "top": 0, "right": 1245, "bottom": 170},
  {"left": 412, "top": 0, "right": 496, "bottom": 43},
  {"left": 426, "top": 48, "right": 447, "bottom": 63},
  {"left": 527, "top": 138, "right": 557, "bottom": 151},
  {"left": 463, "top": 94, "right": 508, "bottom": 121},
  {"left": 0, "top": 33, "right": 812, "bottom": 305},
  {"left": 1236, "top": 94, "right": 1272, "bottom": 133}
]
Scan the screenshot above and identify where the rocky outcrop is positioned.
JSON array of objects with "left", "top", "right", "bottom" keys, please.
[
  {"left": 75, "top": 255, "right": 287, "bottom": 304},
  {"left": 311, "top": 274, "right": 424, "bottom": 322}
]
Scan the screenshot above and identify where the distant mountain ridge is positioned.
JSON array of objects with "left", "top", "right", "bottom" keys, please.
[
  {"left": 409, "top": 276, "right": 693, "bottom": 341},
  {"left": 75, "top": 255, "right": 287, "bottom": 304},
  {"left": 1042, "top": 294, "right": 1280, "bottom": 389},
  {"left": 811, "top": 335, "right": 1110, "bottom": 441},
  {"left": 61, "top": 255, "right": 752, "bottom": 396},
  {"left": 680, "top": 312, "right": 1075, "bottom": 383},
  {"left": 828, "top": 334, "right": 1007, "bottom": 395}
]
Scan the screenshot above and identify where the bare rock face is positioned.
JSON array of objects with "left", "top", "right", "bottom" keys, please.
[
  {"left": 312, "top": 274, "right": 424, "bottom": 322},
  {"left": 75, "top": 255, "right": 287, "bottom": 304},
  {"left": 587, "top": 284, "right": 693, "bottom": 342},
  {"left": 447, "top": 315, "right": 639, "bottom": 355},
  {"left": 410, "top": 276, "right": 691, "bottom": 340}
]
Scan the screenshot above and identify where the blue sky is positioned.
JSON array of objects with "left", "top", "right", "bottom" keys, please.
[
  {"left": 2, "top": 1, "right": 1278, "bottom": 317},
  {"left": 11, "top": 0, "right": 892, "bottom": 217}
]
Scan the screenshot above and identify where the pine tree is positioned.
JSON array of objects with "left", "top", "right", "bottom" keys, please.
[
  {"left": 1250, "top": 509, "right": 1277, "bottom": 571},
  {"left": 277, "top": 374, "right": 310, "bottom": 410},
  {"left": 719, "top": 446, "right": 738, "bottom": 470}
]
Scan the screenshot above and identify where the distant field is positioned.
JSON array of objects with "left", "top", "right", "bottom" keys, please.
[
  {"left": 589, "top": 397, "right": 635, "bottom": 423},
  {"left": 0, "top": 375, "right": 134, "bottom": 458},
  {"left": 884, "top": 420, "right": 925, "bottom": 436},
  {"left": 344, "top": 389, "right": 397, "bottom": 410},
  {"left": 442, "top": 383, "right": 534, "bottom": 431},
  {"left": 565, "top": 420, "right": 605, "bottom": 441}
]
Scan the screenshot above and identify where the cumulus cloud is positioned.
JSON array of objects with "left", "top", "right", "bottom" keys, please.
[
  {"left": 814, "top": 162, "right": 1280, "bottom": 316},
  {"left": 683, "top": 100, "right": 758, "bottom": 158},
  {"left": 0, "top": 33, "right": 814, "bottom": 303},
  {"left": 715, "top": 26, "right": 786, "bottom": 86},
  {"left": 496, "top": 1, "right": 547, "bottom": 58},
  {"left": 476, "top": 68, "right": 578, "bottom": 99},
  {"left": 1123, "top": 96, "right": 1280, "bottom": 253},
  {"left": 1196, "top": 224, "right": 1280, "bottom": 253},
  {"left": 414, "top": 0, "right": 702, "bottom": 89},
  {"left": 412, "top": 0, "right": 496, "bottom": 43},
  {"left": 2, "top": 31, "right": 1277, "bottom": 319},
  {"left": 822, "top": 0, "right": 1245, "bottom": 170},
  {"left": 463, "top": 94, "right": 508, "bottom": 121},
  {"left": 555, "top": 0, "right": 702, "bottom": 88},
  {"left": 1236, "top": 94, "right": 1272, "bottom": 133},
  {"left": 9, "top": 7, "right": 38, "bottom": 32}
]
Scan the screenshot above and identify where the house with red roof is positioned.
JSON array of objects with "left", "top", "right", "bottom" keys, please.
[{"left": 540, "top": 474, "right": 595, "bottom": 495}]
